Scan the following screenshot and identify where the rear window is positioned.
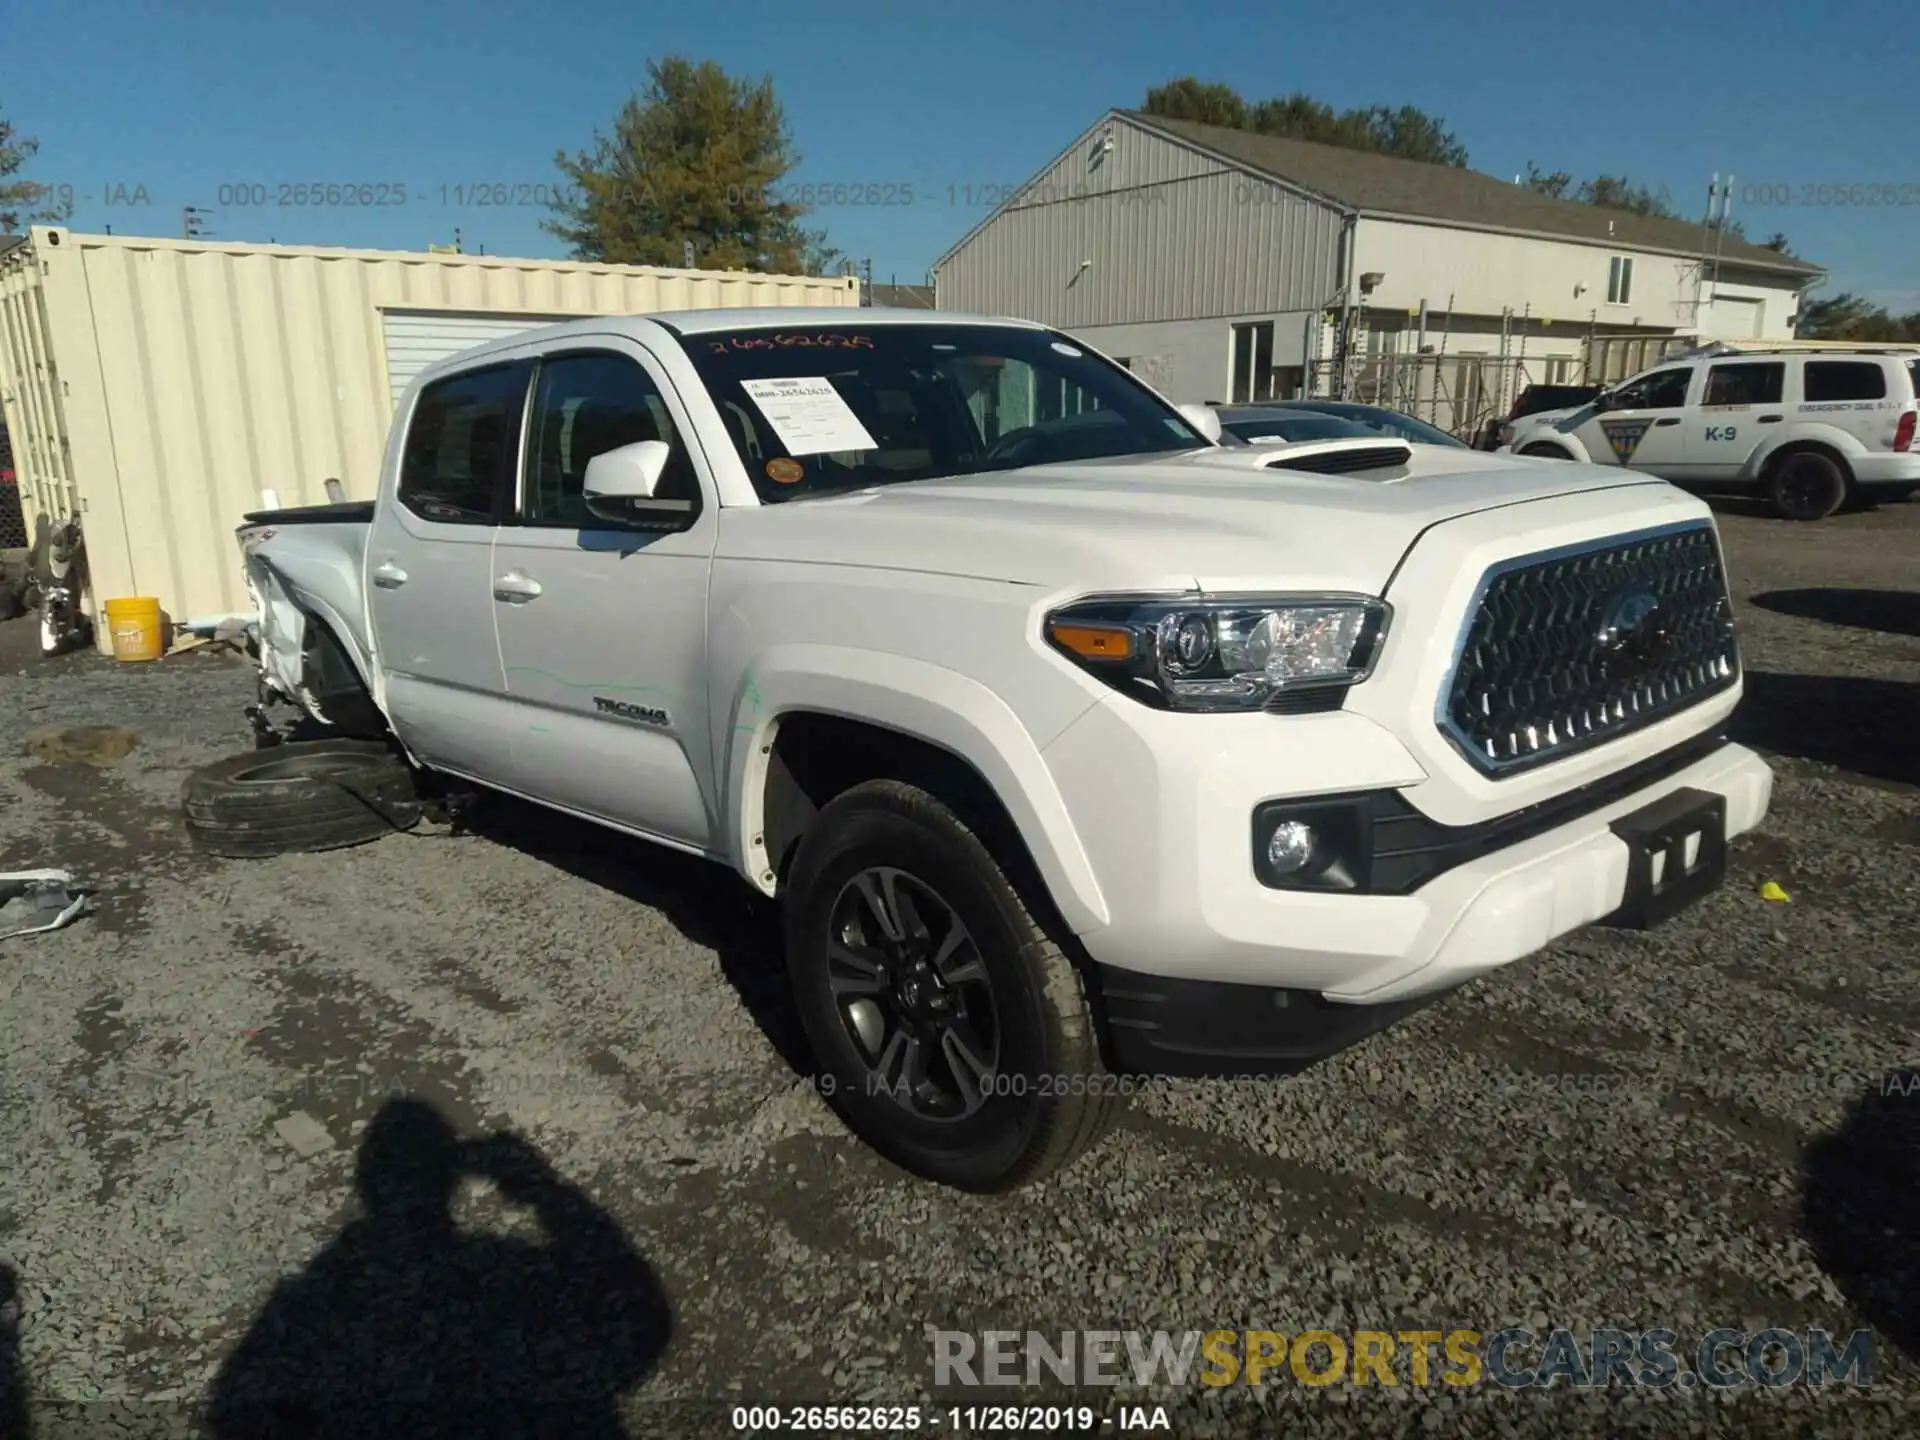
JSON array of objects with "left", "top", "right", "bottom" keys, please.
[
  {"left": 399, "top": 364, "right": 528, "bottom": 524},
  {"left": 1907, "top": 360, "right": 1920, "bottom": 401},
  {"left": 1803, "top": 361, "right": 1887, "bottom": 403}
]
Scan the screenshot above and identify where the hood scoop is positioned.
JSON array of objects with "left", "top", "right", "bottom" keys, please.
[{"left": 1189, "top": 436, "right": 1416, "bottom": 479}]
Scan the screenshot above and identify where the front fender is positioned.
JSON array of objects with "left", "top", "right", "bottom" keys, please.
[
  {"left": 1511, "top": 426, "right": 1596, "bottom": 464},
  {"left": 723, "top": 644, "right": 1110, "bottom": 935},
  {"left": 1741, "top": 422, "right": 1868, "bottom": 482}
]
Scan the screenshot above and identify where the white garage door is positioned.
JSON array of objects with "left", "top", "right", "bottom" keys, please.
[
  {"left": 382, "top": 310, "right": 577, "bottom": 405},
  {"left": 1703, "top": 295, "right": 1764, "bottom": 342}
]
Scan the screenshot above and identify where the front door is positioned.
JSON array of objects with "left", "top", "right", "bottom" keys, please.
[
  {"left": 1572, "top": 362, "right": 1697, "bottom": 476},
  {"left": 1690, "top": 358, "right": 1785, "bottom": 482},
  {"left": 367, "top": 359, "right": 531, "bottom": 777},
  {"left": 488, "top": 343, "right": 718, "bottom": 849}
]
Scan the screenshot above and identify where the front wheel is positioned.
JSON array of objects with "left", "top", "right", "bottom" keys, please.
[{"left": 782, "top": 780, "right": 1114, "bottom": 1191}]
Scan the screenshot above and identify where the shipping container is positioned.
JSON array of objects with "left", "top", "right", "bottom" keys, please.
[{"left": 0, "top": 227, "right": 858, "bottom": 645}]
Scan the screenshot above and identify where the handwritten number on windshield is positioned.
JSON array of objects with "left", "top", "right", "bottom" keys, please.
[{"left": 707, "top": 334, "right": 877, "bottom": 354}]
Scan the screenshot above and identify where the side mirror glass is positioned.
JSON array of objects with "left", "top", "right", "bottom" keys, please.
[
  {"left": 1176, "top": 402, "right": 1223, "bottom": 444},
  {"left": 582, "top": 440, "right": 695, "bottom": 526}
]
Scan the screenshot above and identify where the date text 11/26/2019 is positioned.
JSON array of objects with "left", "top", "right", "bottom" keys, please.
[{"left": 728, "top": 1403, "right": 1173, "bottom": 1432}]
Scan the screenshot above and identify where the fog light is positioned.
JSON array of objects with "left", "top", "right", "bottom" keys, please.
[{"left": 1265, "top": 820, "right": 1317, "bottom": 876}]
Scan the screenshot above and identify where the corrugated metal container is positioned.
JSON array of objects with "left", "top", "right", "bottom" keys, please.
[{"left": 0, "top": 227, "right": 857, "bottom": 643}]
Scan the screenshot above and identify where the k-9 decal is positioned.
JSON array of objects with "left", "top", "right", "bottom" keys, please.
[{"left": 1703, "top": 425, "right": 1738, "bottom": 442}]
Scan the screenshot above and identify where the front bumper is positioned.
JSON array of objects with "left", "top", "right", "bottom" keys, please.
[{"left": 1044, "top": 699, "right": 1771, "bottom": 1067}]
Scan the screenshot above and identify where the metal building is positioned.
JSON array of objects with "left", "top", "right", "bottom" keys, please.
[
  {"left": 0, "top": 227, "right": 857, "bottom": 641},
  {"left": 935, "top": 111, "right": 1826, "bottom": 433}
]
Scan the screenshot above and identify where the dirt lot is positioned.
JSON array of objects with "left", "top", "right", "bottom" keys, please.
[{"left": 1, "top": 502, "right": 1917, "bottom": 1439}]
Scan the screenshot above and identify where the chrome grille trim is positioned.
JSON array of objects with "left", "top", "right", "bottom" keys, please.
[{"left": 1436, "top": 522, "right": 1740, "bottom": 777}]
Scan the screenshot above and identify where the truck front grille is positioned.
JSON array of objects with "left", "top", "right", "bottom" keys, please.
[{"left": 1440, "top": 523, "right": 1738, "bottom": 775}]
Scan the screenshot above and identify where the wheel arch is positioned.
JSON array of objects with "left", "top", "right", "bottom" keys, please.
[
  {"left": 1745, "top": 426, "right": 1863, "bottom": 484},
  {"left": 723, "top": 648, "right": 1109, "bottom": 935}
]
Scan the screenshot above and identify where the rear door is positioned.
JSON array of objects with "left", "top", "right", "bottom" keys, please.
[
  {"left": 1570, "top": 363, "right": 1697, "bottom": 474},
  {"left": 487, "top": 342, "right": 719, "bottom": 848},
  {"left": 1689, "top": 359, "right": 1784, "bottom": 481},
  {"left": 367, "top": 360, "right": 532, "bottom": 777}
]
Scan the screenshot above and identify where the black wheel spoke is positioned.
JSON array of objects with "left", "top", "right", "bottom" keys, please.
[
  {"left": 938, "top": 1023, "right": 996, "bottom": 1110},
  {"left": 853, "top": 871, "right": 905, "bottom": 942},
  {"left": 827, "top": 940, "right": 888, "bottom": 997}
]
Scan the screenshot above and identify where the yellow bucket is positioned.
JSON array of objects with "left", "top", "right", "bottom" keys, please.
[{"left": 103, "top": 596, "right": 165, "bottom": 662}]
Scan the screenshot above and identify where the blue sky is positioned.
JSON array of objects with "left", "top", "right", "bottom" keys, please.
[{"left": 7, "top": 0, "right": 1915, "bottom": 309}]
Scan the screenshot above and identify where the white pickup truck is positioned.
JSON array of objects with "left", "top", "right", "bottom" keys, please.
[{"left": 228, "top": 308, "right": 1773, "bottom": 1191}]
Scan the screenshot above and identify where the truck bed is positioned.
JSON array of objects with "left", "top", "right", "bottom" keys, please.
[{"left": 241, "top": 500, "right": 376, "bottom": 526}]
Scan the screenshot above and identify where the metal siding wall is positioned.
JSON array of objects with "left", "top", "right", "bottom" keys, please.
[
  {"left": 0, "top": 230, "right": 856, "bottom": 637},
  {"left": 938, "top": 119, "right": 1344, "bottom": 329}
]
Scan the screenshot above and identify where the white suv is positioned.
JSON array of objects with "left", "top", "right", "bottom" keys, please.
[
  {"left": 231, "top": 310, "right": 1774, "bottom": 1190},
  {"left": 1501, "top": 349, "right": 1920, "bottom": 520}
]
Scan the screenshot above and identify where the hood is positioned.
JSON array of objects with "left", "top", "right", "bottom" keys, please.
[{"left": 715, "top": 445, "right": 1674, "bottom": 594}]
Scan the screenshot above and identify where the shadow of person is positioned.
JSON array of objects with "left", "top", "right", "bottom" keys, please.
[
  {"left": 205, "top": 1098, "right": 671, "bottom": 1439},
  {"left": 1803, "top": 1070, "right": 1920, "bottom": 1361},
  {"left": 1, "top": 1262, "right": 29, "bottom": 1440}
]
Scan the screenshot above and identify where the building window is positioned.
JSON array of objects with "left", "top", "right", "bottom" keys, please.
[
  {"left": 1607, "top": 256, "right": 1634, "bottom": 306},
  {"left": 1231, "top": 322, "right": 1276, "bottom": 403},
  {"left": 1703, "top": 362, "right": 1784, "bottom": 407},
  {"left": 1803, "top": 361, "right": 1886, "bottom": 402},
  {"left": 1545, "top": 358, "right": 1573, "bottom": 384},
  {"left": 1111, "top": 356, "right": 1134, "bottom": 372}
]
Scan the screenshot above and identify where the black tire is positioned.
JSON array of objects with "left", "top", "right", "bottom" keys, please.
[
  {"left": 182, "top": 738, "right": 422, "bottom": 858},
  {"left": 782, "top": 779, "right": 1114, "bottom": 1191},
  {"left": 1519, "top": 443, "right": 1573, "bottom": 460},
  {"left": 1766, "top": 449, "right": 1848, "bottom": 521}
]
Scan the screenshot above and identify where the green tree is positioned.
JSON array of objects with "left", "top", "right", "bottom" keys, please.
[
  {"left": 1796, "top": 292, "right": 1920, "bottom": 341},
  {"left": 544, "top": 57, "right": 835, "bottom": 274},
  {"left": 0, "top": 108, "right": 74, "bottom": 232},
  {"left": 1522, "top": 162, "right": 1676, "bottom": 218},
  {"left": 1142, "top": 78, "right": 1249, "bottom": 130},
  {"left": 1145, "top": 81, "right": 1468, "bottom": 166}
]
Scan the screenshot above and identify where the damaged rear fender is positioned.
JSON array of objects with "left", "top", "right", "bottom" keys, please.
[{"left": 240, "top": 524, "right": 379, "bottom": 721}]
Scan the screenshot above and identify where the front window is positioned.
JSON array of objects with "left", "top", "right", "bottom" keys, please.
[
  {"left": 681, "top": 323, "right": 1204, "bottom": 503},
  {"left": 1610, "top": 366, "right": 1693, "bottom": 411}
]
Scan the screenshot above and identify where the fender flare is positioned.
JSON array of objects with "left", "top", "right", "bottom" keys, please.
[
  {"left": 722, "top": 644, "right": 1110, "bottom": 935},
  {"left": 1741, "top": 424, "right": 1864, "bottom": 483},
  {"left": 1515, "top": 431, "right": 1593, "bottom": 463}
]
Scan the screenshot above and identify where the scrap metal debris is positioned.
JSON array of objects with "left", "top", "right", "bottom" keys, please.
[{"left": 0, "top": 870, "right": 92, "bottom": 940}]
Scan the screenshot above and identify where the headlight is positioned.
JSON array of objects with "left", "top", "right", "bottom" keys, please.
[
  {"left": 1044, "top": 593, "right": 1390, "bottom": 712},
  {"left": 1498, "top": 424, "right": 1515, "bottom": 445}
]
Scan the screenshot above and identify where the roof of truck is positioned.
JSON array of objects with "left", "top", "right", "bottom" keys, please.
[{"left": 654, "top": 307, "right": 1022, "bottom": 333}]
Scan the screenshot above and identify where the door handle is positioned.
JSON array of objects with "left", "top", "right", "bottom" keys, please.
[
  {"left": 1654, "top": 417, "right": 1681, "bottom": 427},
  {"left": 493, "top": 570, "right": 543, "bottom": 603},
  {"left": 1758, "top": 414, "right": 1783, "bottom": 423},
  {"left": 372, "top": 561, "right": 408, "bottom": 588}
]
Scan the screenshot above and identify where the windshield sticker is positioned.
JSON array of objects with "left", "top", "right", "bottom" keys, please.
[
  {"left": 1050, "top": 341, "right": 1083, "bottom": 357},
  {"left": 739, "top": 377, "right": 879, "bottom": 456},
  {"left": 765, "top": 457, "right": 806, "bottom": 485},
  {"left": 1599, "top": 417, "right": 1654, "bottom": 463},
  {"left": 707, "top": 333, "right": 876, "bottom": 353}
]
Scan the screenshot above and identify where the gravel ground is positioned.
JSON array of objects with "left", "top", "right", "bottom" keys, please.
[{"left": 1, "top": 501, "right": 1917, "bottom": 1439}]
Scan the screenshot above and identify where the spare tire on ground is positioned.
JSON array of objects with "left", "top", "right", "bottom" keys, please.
[{"left": 182, "top": 739, "right": 423, "bottom": 857}]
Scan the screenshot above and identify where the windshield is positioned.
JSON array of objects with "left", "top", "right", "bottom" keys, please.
[
  {"left": 679, "top": 323, "right": 1206, "bottom": 502},
  {"left": 1222, "top": 413, "right": 1372, "bottom": 444},
  {"left": 1291, "top": 402, "right": 1467, "bottom": 448}
]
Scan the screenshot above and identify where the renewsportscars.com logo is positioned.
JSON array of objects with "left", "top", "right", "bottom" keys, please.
[{"left": 930, "top": 1327, "right": 1875, "bottom": 1390}]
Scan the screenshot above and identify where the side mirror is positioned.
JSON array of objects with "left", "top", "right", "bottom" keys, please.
[
  {"left": 1590, "top": 391, "right": 1613, "bottom": 413},
  {"left": 1176, "top": 402, "right": 1223, "bottom": 444},
  {"left": 582, "top": 440, "right": 695, "bottom": 526}
]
